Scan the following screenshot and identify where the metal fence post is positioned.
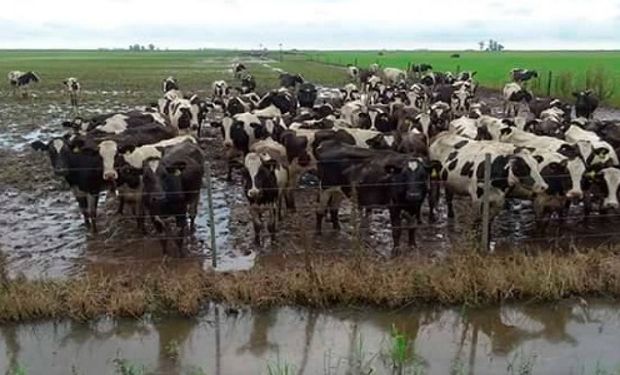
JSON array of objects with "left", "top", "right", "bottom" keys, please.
[
  {"left": 481, "top": 153, "right": 491, "bottom": 252},
  {"left": 206, "top": 163, "right": 218, "bottom": 268},
  {"left": 547, "top": 71, "right": 553, "bottom": 97}
]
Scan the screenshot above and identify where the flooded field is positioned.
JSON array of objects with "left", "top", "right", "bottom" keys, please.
[
  {"left": 2, "top": 82, "right": 620, "bottom": 279},
  {"left": 1, "top": 300, "right": 620, "bottom": 374}
]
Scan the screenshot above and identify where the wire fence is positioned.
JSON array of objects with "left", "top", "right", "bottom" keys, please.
[{"left": 9, "top": 151, "right": 620, "bottom": 275}]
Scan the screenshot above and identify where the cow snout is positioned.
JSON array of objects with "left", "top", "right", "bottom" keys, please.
[
  {"left": 603, "top": 200, "right": 619, "bottom": 210},
  {"left": 247, "top": 188, "right": 261, "bottom": 199},
  {"left": 103, "top": 171, "right": 118, "bottom": 181},
  {"left": 566, "top": 189, "right": 583, "bottom": 200},
  {"left": 533, "top": 182, "right": 548, "bottom": 194}
]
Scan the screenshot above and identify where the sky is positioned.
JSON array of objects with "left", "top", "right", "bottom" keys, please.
[{"left": 2, "top": 0, "right": 620, "bottom": 50}]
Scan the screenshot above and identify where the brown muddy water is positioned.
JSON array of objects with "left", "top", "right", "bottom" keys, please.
[
  {"left": 1, "top": 301, "right": 620, "bottom": 374},
  {"left": 2, "top": 93, "right": 620, "bottom": 278}
]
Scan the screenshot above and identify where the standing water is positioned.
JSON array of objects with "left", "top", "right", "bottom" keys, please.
[{"left": 1, "top": 301, "right": 620, "bottom": 374}]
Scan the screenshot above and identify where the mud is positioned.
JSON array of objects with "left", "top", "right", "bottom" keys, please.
[
  {"left": 2, "top": 74, "right": 620, "bottom": 279},
  {"left": 1, "top": 300, "right": 620, "bottom": 374}
]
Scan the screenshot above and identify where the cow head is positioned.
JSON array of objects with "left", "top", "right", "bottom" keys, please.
[
  {"left": 430, "top": 102, "right": 451, "bottom": 134},
  {"left": 162, "top": 76, "right": 178, "bottom": 93},
  {"left": 385, "top": 157, "right": 429, "bottom": 203},
  {"left": 31, "top": 136, "right": 73, "bottom": 177},
  {"left": 450, "top": 87, "right": 474, "bottom": 117},
  {"left": 142, "top": 157, "right": 186, "bottom": 220},
  {"left": 170, "top": 98, "right": 193, "bottom": 131},
  {"left": 243, "top": 152, "right": 278, "bottom": 202},
  {"left": 509, "top": 150, "right": 549, "bottom": 194},
  {"left": 297, "top": 83, "right": 317, "bottom": 108}
]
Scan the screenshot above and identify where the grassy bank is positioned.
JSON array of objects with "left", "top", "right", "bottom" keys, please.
[{"left": 1, "top": 248, "right": 620, "bottom": 322}]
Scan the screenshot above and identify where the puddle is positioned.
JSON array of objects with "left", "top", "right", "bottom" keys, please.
[{"left": 0, "top": 301, "right": 619, "bottom": 374}]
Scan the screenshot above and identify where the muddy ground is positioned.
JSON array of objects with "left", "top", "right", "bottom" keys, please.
[{"left": 2, "top": 85, "right": 620, "bottom": 279}]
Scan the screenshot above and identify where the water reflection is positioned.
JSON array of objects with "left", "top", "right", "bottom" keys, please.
[{"left": 1, "top": 302, "right": 620, "bottom": 374}]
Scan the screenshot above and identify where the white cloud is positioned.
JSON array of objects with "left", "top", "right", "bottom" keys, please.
[{"left": 1, "top": 0, "right": 619, "bottom": 49}]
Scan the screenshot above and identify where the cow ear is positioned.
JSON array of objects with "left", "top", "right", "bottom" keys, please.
[
  {"left": 533, "top": 155, "right": 544, "bottom": 163},
  {"left": 62, "top": 121, "right": 75, "bottom": 129},
  {"left": 118, "top": 144, "right": 136, "bottom": 155},
  {"left": 31, "top": 140, "right": 48, "bottom": 151},
  {"left": 500, "top": 127, "right": 513, "bottom": 136},
  {"left": 384, "top": 163, "right": 403, "bottom": 175}
]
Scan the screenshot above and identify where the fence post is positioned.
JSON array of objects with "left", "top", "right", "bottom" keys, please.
[
  {"left": 547, "top": 71, "right": 553, "bottom": 97},
  {"left": 456, "top": 64, "right": 461, "bottom": 75},
  {"left": 206, "top": 163, "right": 218, "bottom": 268},
  {"left": 354, "top": 57, "right": 358, "bottom": 67},
  {"left": 481, "top": 153, "right": 491, "bottom": 252}
]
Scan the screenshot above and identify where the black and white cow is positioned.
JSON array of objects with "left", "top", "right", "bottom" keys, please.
[
  {"left": 315, "top": 140, "right": 431, "bottom": 253},
  {"left": 239, "top": 71, "right": 256, "bottom": 93},
  {"left": 31, "top": 136, "right": 104, "bottom": 233},
  {"left": 243, "top": 140, "right": 290, "bottom": 245},
  {"left": 486, "top": 122, "right": 587, "bottom": 200},
  {"left": 382, "top": 68, "right": 407, "bottom": 85},
  {"left": 510, "top": 68, "right": 538, "bottom": 83},
  {"left": 340, "top": 83, "right": 361, "bottom": 103},
  {"left": 111, "top": 135, "right": 197, "bottom": 230},
  {"left": 8, "top": 71, "right": 40, "bottom": 97},
  {"left": 226, "top": 92, "right": 261, "bottom": 116},
  {"left": 141, "top": 140, "right": 204, "bottom": 256},
  {"left": 63, "top": 77, "right": 81, "bottom": 110},
  {"left": 297, "top": 83, "right": 317, "bottom": 108},
  {"left": 429, "top": 133, "right": 548, "bottom": 225},
  {"left": 582, "top": 167, "right": 620, "bottom": 214},
  {"left": 503, "top": 83, "right": 533, "bottom": 117},
  {"left": 217, "top": 112, "right": 286, "bottom": 180},
  {"left": 212, "top": 80, "right": 230, "bottom": 99},
  {"left": 346, "top": 65, "right": 360, "bottom": 81},
  {"left": 573, "top": 90, "right": 599, "bottom": 119},
  {"left": 62, "top": 111, "right": 169, "bottom": 135},
  {"left": 450, "top": 85, "right": 475, "bottom": 118},
  {"left": 162, "top": 76, "right": 179, "bottom": 93},
  {"left": 279, "top": 73, "right": 304, "bottom": 89},
  {"left": 233, "top": 63, "right": 247, "bottom": 78},
  {"left": 564, "top": 125, "right": 619, "bottom": 167},
  {"left": 257, "top": 89, "right": 298, "bottom": 116}
]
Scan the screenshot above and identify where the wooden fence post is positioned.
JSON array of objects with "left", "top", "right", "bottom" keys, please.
[
  {"left": 481, "top": 153, "right": 491, "bottom": 252},
  {"left": 547, "top": 71, "right": 553, "bottom": 97},
  {"left": 206, "top": 163, "right": 218, "bottom": 268}
]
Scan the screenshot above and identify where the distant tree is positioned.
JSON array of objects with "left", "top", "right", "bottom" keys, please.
[
  {"left": 148, "top": 43, "right": 155, "bottom": 51},
  {"left": 497, "top": 43, "right": 505, "bottom": 52},
  {"left": 140, "top": 45, "right": 146, "bottom": 51},
  {"left": 479, "top": 41, "right": 485, "bottom": 51},
  {"left": 132, "top": 43, "right": 140, "bottom": 51}
]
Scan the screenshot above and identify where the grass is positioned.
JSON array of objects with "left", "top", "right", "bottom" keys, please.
[
  {"left": 299, "top": 50, "right": 620, "bottom": 105},
  {"left": 1, "top": 247, "right": 620, "bottom": 322}
]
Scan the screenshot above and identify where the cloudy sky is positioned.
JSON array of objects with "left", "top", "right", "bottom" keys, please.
[{"left": 2, "top": 0, "right": 620, "bottom": 50}]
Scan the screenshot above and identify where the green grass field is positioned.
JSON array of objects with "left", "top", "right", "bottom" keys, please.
[
  {"left": 0, "top": 49, "right": 619, "bottom": 106},
  {"left": 301, "top": 50, "right": 620, "bottom": 105}
]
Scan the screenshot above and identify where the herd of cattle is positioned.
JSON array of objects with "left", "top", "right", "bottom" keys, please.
[{"left": 16, "top": 61, "right": 620, "bottom": 256}]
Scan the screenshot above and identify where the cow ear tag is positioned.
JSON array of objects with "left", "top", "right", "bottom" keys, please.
[
  {"left": 431, "top": 169, "right": 438, "bottom": 178},
  {"left": 174, "top": 169, "right": 182, "bottom": 176}
]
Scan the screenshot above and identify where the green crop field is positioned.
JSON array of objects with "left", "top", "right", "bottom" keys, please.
[
  {"left": 0, "top": 49, "right": 618, "bottom": 106},
  {"left": 300, "top": 50, "right": 620, "bottom": 106}
]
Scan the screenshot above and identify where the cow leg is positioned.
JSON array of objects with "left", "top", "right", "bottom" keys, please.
[
  {"left": 446, "top": 190, "right": 455, "bottom": 219},
  {"left": 315, "top": 189, "right": 333, "bottom": 235},
  {"left": 87, "top": 193, "right": 99, "bottom": 234},
  {"left": 428, "top": 181, "right": 440, "bottom": 222},
  {"left": 226, "top": 162, "right": 234, "bottom": 182},
  {"left": 117, "top": 196, "right": 125, "bottom": 215},
  {"left": 389, "top": 208, "right": 402, "bottom": 256},
  {"left": 250, "top": 206, "right": 262, "bottom": 246},
  {"left": 329, "top": 191, "right": 344, "bottom": 231},
  {"left": 137, "top": 200, "right": 147, "bottom": 234},
  {"left": 175, "top": 215, "right": 187, "bottom": 257},
  {"left": 267, "top": 204, "right": 277, "bottom": 243},
  {"left": 188, "top": 194, "right": 199, "bottom": 233},
  {"left": 407, "top": 213, "right": 417, "bottom": 247}
]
